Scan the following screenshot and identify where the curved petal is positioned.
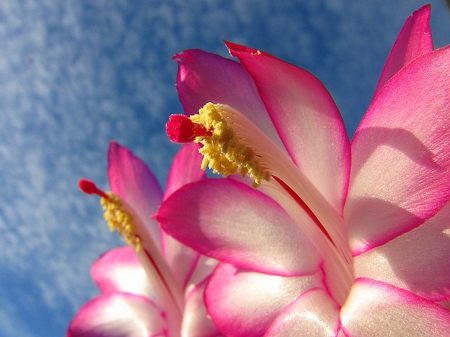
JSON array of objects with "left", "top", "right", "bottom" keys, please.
[
  {"left": 157, "top": 179, "right": 321, "bottom": 276},
  {"left": 374, "top": 5, "right": 433, "bottom": 96},
  {"left": 346, "top": 46, "right": 450, "bottom": 255},
  {"left": 227, "top": 41, "right": 350, "bottom": 214},
  {"left": 265, "top": 288, "right": 340, "bottom": 337},
  {"left": 205, "top": 263, "right": 323, "bottom": 337},
  {"left": 91, "top": 247, "right": 157, "bottom": 302},
  {"left": 107, "top": 141, "right": 163, "bottom": 248},
  {"left": 181, "top": 278, "right": 222, "bottom": 337},
  {"left": 173, "top": 49, "right": 286, "bottom": 154},
  {"left": 163, "top": 143, "right": 206, "bottom": 289},
  {"left": 67, "top": 292, "right": 166, "bottom": 337},
  {"left": 341, "top": 278, "right": 450, "bottom": 336},
  {"left": 354, "top": 202, "right": 450, "bottom": 301}
]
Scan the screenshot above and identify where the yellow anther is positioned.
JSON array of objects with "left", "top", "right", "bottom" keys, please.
[
  {"left": 100, "top": 193, "right": 141, "bottom": 251},
  {"left": 190, "top": 102, "right": 271, "bottom": 188}
]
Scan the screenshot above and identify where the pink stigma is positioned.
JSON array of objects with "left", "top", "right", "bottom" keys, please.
[
  {"left": 79, "top": 179, "right": 109, "bottom": 199},
  {"left": 166, "top": 114, "right": 212, "bottom": 143}
]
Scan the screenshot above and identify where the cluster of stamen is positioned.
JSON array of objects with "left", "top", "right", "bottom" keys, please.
[
  {"left": 166, "top": 103, "right": 271, "bottom": 187},
  {"left": 101, "top": 193, "right": 141, "bottom": 251},
  {"left": 79, "top": 179, "right": 141, "bottom": 251},
  {"left": 166, "top": 103, "right": 355, "bottom": 302}
]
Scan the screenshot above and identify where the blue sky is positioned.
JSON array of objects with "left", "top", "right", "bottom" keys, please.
[{"left": 0, "top": 1, "right": 449, "bottom": 336}]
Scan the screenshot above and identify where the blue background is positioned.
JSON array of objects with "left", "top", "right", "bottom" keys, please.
[{"left": 0, "top": 1, "right": 449, "bottom": 336}]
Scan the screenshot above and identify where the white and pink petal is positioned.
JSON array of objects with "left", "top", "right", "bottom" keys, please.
[
  {"left": 108, "top": 142, "right": 163, "bottom": 248},
  {"left": 158, "top": 178, "right": 321, "bottom": 276},
  {"left": 67, "top": 292, "right": 167, "bottom": 337},
  {"left": 227, "top": 41, "right": 350, "bottom": 214},
  {"left": 173, "top": 49, "right": 287, "bottom": 154},
  {"left": 162, "top": 142, "right": 206, "bottom": 289},
  {"left": 205, "top": 263, "right": 324, "bottom": 337},
  {"left": 354, "top": 201, "right": 450, "bottom": 301},
  {"left": 341, "top": 278, "right": 450, "bottom": 337},
  {"left": 181, "top": 278, "right": 222, "bottom": 337},
  {"left": 91, "top": 247, "right": 157, "bottom": 302},
  {"left": 265, "top": 288, "right": 340, "bottom": 337},
  {"left": 184, "top": 255, "right": 218, "bottom": 293},
  {"left": 346, "top": 46, "right": 450, "bottom": 255}
]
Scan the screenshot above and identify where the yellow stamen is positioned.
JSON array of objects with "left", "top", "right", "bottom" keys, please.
[
  {"left": 190, "top": 102, "right": 271, "bottom": 187},
  {"left": 100, "top": 192, "right": 141, "bottom": 251}
]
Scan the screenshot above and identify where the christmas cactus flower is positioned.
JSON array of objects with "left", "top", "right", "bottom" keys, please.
[
  {"left": 67, "top": 142, "right": 221, "bottom": 337},
  {"left": 158, "top": 5, "right": 450, "bottom": 336}
]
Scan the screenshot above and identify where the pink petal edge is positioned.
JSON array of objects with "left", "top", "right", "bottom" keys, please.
[
  {"left": 374, "top": 5, "right": 433, "bottom": 97},
  {"left": 226, "top": 41, "right": 350, "bottom": 214}
]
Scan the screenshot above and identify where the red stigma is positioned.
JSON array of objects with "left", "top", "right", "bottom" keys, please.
[
  {"left": 79, "top": 179, "right": 109, "bottom": 199},
  {"left": 166, "top": 114, "right": 212, "bottom": 143}
]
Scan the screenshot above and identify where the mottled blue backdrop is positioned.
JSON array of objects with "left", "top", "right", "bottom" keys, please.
[{"left": 0, "top": 1, "right": 448, "bottom": 336}]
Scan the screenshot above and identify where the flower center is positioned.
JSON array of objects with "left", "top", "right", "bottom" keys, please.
[
  {"left": 166, "top": 103, "right": 354, "bottom": 304},
  {"left": 166, "top": 103, "right": 271, "bottom": 188},
  {"left": 79, "top": 179, "right": 142, "bottom": 251}
]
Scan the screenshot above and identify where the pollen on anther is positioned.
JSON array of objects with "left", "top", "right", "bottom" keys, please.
[
  {"left": 190, "top": 102, "right": 271, "bottom": 188},
  {"left": 80, "top": 178, "right": 141, "bottom": 251},
  {"left": 101, "top": 193, "right": 142, "bottom": 251}
]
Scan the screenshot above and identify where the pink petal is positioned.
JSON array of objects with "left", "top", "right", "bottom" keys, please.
[
  {"left": 346, "top": 46, "right": 450, "bottom": 255},
  {"left": 157, "top": 179, "right": 321, "bottom": 276},
  {"left": 91, "top": 247, "right": 157, "bottom": 302},
  {"left": 439, "top": 300, "right": 450, "bottom": 310},
  {"left": 265, "top": 288, "right": 340, "bottom": 337},
  {"left": 107, "top": 143, "right": 185, "bottom": 312},
  {"left": 181, "top": 278, "right": 222, "bottom": 337},
  {"left": 162, "top": 235, "right": 199, "bottom": 291},
  {"left": 164, "top": 143, "right": 205, "bottom": 199},
  {"left": 374, "top": 5, "right": 433, "bottom": 96},
  {"left": 162, "top": 143, "right": 205, "bottom": 289},
  {"left": 205, "top": 263, "right": 323, "bottom": 337},
  {"left": 341, "top": 278, "right": 450, "bottom": 336},
  {"left": 107, "top": 142, "right": 163, "bottom": 247},
  {"left": 354, "top": 201, "right": 450, "bottom": 301},
  {"left": 227, "top": 41, "right": 350, "bottom": 214},
  {"left": 173, "top": 49, "right": 287, "bottom": 153},
  {"left": 67, "top": 292, "right": 167, "bottom": 337},
  {"left": 184, "top": 255, "right": 218, "bottom": 291}
]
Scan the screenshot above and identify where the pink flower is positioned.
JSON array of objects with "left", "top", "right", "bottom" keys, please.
[
  {"left": 68, "top": 142, "right": 222, "bottom": 337},
  {"left": 158, "top": 5, "right": 450, "bottom": 336}
]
